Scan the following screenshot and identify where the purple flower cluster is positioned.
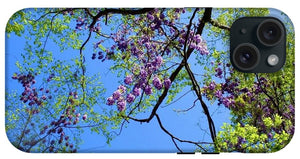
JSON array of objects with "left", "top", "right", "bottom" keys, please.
[
  {"left": 107, "top": 73, "right": 172, "bottom": 111},
  {"left": 105, "top": 38, "right": 173, "bottom": 111},
  {"left": 124, "top": 75, "right": 133, "bottom": 85},
  {"left": 112, "top": 90, "right": 121, "bottom": 100},
  {"left": 117, "top": 100, "right": 126, "bottom": 111},
  {"left": 47, "top": 73, "right": 55, "bottom": 82},
  {"left": 144, "top": 85, "right": 152, "bottom": 95},
  {"left": 152, "top": 76, "right": 163, "bottom": 90},
  {"left": 12, "top": 72, "right": 83, "bottom": 152},
  {"left": 92, "top": 51, "right": 104, "bottom": 60},
  {"left": 154, "top": 56, "right": 163, "bottom": 67},
  {"left": 214, "top": 90, "right": 222, "bottom": 98},
  {"left": 215, "top": 67, "right": 223, "bottom": 78},
  {"left": 75, "top": 17, "right": 88, "bottom": 30},
  {"left": 126, "top": 93, "right": 135, "bottom": 103},
  {"left": 12, "top": 73, "right": 52, "bottom": 107},
  {"left": 133, "top": 86, "right": 141, "bottom": 96},
  {"left": 36, "top": 103, "right": 83, "bottom": 152},
  {"left": 189, "top": 34, "right": 209, "bottom": 55},
  {"left": 164, "top": 78, "right": 172, "bottom": 89},
  {"left": 222, "top": 96, "right": 235, "bottom": 108},
  {"left": 177, "top": 29, "right": 209, "bottom": 55},
  {"left": 139, "top": 69, "right": 148, "bottom": 79},
  {"left": 106, "top": 85, "right": 134, "bottom": 111},
  {"left": 117, "top": 38, "right": 129, "bottom": 52},
  {"left": 147, "top": 10, "right": 163, "bottom": 30},
  {"left": 208, "top": 81, "right": 216, "bottom": 90},
  {"left": 118, "top": 85, "right": 127, "bottom": 92},
  {"left": 106, "top": 96, "right": 115, "bottom": 105}
]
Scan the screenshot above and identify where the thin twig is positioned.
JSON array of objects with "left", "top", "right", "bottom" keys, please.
[
  {"left": 155, "top": 113, "right": 207, "bottom": 152},
  {"left": 175, "top": 99, "right": 198, "bottom": 113},
  {"left": 161, "top": 90, "right": 192, "bottom": 108}
]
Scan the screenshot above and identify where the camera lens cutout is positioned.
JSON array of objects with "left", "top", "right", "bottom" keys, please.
[
  {"left": 257, "top": 19, "right": 284, "bottom": 47},
  {"left": 232, "top": 43, "right": 260, "bottom": 71}
]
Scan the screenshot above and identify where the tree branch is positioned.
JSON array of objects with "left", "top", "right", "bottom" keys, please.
[
  {"left": 175, "top": 98, "right": 198, "bottom": 113},
  {"left": 183, "top": 8, "right": 199, "bottom": 60},
  {"left": 184, "top": 62, "right": 217, "bottom": 145},
  {"left": 208, "top": 19, "right": 230, "bottom": 31},
  {"left": 16, "top": 113, "right": 32, "bottom": 150},
  {"left": 155, "top": 113, "right": 208, "bottom": 152},
  {"left": 89, "top": 8, "right": 155, "bottom": 28},
  {"left": 78, "top": 30, "right": 92, "bottom": 104},
  {"left": 161, "top": 90, "right": 192, "bottom": 108},
  {"left": 125, "top": 8, "right": 213, "bottom": 123},
  {"left": 32, "top": 8, "right": 79, "bottom": 22}
]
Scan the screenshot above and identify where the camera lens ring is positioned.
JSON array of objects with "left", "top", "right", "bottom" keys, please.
[
  {"left": 257, "top": 19, "right": 284, "bottom": 47},
  {"left": 232, "top": 43, "right": 260, "bottom": 71}
]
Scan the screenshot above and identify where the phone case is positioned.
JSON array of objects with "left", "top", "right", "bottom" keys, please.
[{"left": 5, "top": 8, "right": 295, "bottom": 153}]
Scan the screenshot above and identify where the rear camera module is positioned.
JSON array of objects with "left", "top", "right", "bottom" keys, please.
[{"left": 230, "top": 17, "right": 286, "bottom": 73}]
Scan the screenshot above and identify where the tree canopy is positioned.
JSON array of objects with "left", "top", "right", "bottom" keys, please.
[{"left": 5, "top": 8, "right": 294, "bottom": 153}]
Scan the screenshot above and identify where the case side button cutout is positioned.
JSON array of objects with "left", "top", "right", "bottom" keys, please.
[
  {"left": 201, "top": 152, "right": 220, "bottom": 155},
  {"left": 177, "top": 152, "right": 195, "bottom": 154}
]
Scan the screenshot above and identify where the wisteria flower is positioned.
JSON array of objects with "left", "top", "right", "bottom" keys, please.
[
  {"left": 164, "top": 78, "right": 172, "bottom": 89},
  {"left": 112, "top": 90, "right": 121, "bottom": 100},
  {"left": 107, "top": 96, "right": 115, "bottom": 105},
  {"left": 133, "top": 86, "right": 141, "bottom": 96},
  {"left": 126, "top": 93, "right": 135, "bottom": 103},
  {"left": 152, "top": 76, "right": 163, "bottom": 90},
  {"left": 124, "top": 75, "right": 133, "bottom": 85},
  {"left": 144, "top": 85, "right": 152, "bottom": 95},
  {"left": 117, "top": 100, "right": 126, "bottom": 111}
]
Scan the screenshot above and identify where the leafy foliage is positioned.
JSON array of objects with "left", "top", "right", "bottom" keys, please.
[{"left": 5, "top": 8, "right": 294, "bottom": 153}]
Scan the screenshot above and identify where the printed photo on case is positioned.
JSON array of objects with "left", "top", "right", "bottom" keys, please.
[{"left": 5, "top": 8, "right": 294, "bottom": 153}]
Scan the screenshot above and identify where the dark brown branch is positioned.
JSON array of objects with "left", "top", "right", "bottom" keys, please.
[
  {"left": 175, "top": 8, "right": 217, "bottom": 145},
  {"left": 255, "top": 74, "right": 289, "bottom": 133},
  {"left": 26, "top": 132, "right": 51, "bottom": 152},
  {"left": 171, "top": 137, "right": 183, "bottom": 153},
  {"left": 155, "top": 113, "right": 207, "bottom": 152},
  {"left": 89, "top": 8, "right": 155, "bottom": 28},
  {"left": 255, "top": 74, "right": 279, "bottom": 112},
  {"left": 272, "top": 81, "right": 281, "bottom": 109},
  {"left": 196, "top": 8, "right": 213, "bottom": 36},
  {"left": 125, "top": 8, "right": 213, "bottom": 123},
  {"left": 120, "top": 91, "right": 147, "bottom": 122},
  {"left": 183, "top": 8, "right": 199, "bottom": 60},
  {"left": 184, "top": 62, "right": 217, "bottom": 145},
  {"left": 159, "top": 26, "right": 179, "bottom": 56},
  {"left": 78, "top": 31, "right": 92, "bottom": 103},
  {"left": 208, "top": 19, "right": 230, "bottom": 31},
  {"left": 32, "top": 8, "right": 77, "bottom": 22},
  {"left": 84, "top": 8, "right": 94, "bottom": 18},
  {"left": 16, "top": 113, "right": 32, "bottom": 150}
]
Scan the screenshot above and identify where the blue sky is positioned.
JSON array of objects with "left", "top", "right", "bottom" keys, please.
[{"left": 5, "top": 8, "right": 231, "bottom": 153}]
